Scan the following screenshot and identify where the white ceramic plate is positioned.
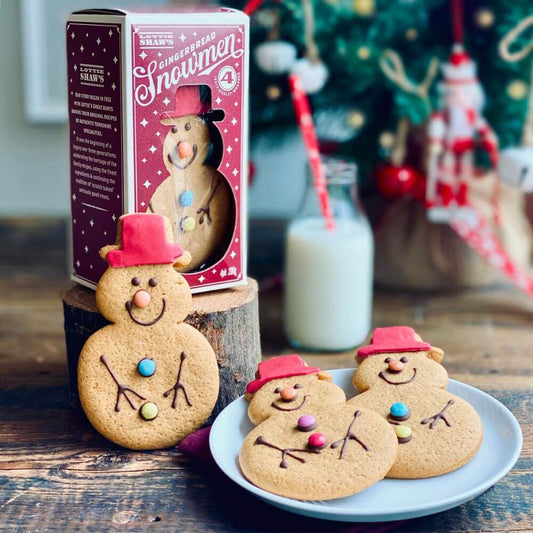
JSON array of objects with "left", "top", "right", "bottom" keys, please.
[{"left": 210, "top": 368, "right": 522, "bottom": 522}]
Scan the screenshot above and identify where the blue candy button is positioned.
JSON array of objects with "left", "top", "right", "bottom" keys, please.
[
  {"left": 137, "top": 358, "right": 156, "bottom": 377},
  {"left": 178, "top": 190, "right": 194, "bottom": 207},
  {"left": 390, "top": 402, "right": 409, "bottom": 418}
]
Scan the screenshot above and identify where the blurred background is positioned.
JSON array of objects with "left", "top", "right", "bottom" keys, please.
[{"left": 1, "top": 0, "right": 532, "bottom": 289}]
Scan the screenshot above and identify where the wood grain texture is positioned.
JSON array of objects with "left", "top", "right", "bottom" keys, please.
[{"left": 0, "top": 218, "right": 532, "bottom": 532}]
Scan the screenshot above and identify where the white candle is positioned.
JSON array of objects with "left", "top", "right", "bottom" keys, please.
[{"left": 284, "top": 216, "right": 373, "bottom": 351}]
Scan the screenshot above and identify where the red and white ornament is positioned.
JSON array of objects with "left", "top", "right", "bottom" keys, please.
[
  {"left": 426, "top": 44, "right": 499, "bottom": 220},
  {"left": 375, "top": 163, "right": 421, "bottom": 199}
]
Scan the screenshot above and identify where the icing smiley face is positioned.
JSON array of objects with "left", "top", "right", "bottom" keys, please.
[
  {"left": 247, "top": 374, "right": 346, "bottom": 425},
  {"left": 353, "top": 352, "right": 448, "bottom": 392},
  {"left": 96, "top": 263, "right": 192, "bottom": 326}
]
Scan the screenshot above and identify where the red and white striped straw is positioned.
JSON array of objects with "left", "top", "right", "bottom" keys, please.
[{"left": 288, "top": 74, "right": 336, "bottom": 230}]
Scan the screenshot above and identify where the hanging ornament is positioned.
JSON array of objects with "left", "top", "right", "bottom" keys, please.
[
  {"left": 474, "top": 8, "right": 494, "bottom": 29},
  {"left": 498, "top": 16, "right": 533, "bottom": 191},
  {"left": 357, "top": 45, "right": 372, "bottom": 61},
  {"left": 375, "top": 164, "right": 421, "bottom": 198},
  {"left": 506, "top": 80, "right": 528, "bottom": 100},
  {"left": 405, "top": 28, "right": 418, "bottom": 41},
  {"left": 378, "top": 131, "right": 396, "bottom": 149},
  {"left": 290, "top": 58, "right": 329, "bottom": 94},
  {"left": 352, "top": 0, "right": 376, "bottom": 17},
  {"left": 346, "top": 109, "right": 365, "bottom": 128},
  {"left": 425, "top": 0, "right": 499, "bottom": 221},
  {"left": 265, "top": 84, "right": 282, "bottom": 100},
  {"left": 253, "top": 7, "right": 297, "bottom": 75},
  {"left": 254, "top": 41, "right": 297, "bottom": 75},
  {"left": 289, "top": 0, "right": 329, "bottom": 94}
]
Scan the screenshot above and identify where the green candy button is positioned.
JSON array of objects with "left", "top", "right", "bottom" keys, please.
[{"left": 140, "top": 402, "right": 158, "bottom": 421}]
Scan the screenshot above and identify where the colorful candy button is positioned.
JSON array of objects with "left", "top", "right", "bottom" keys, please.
[
  {"left": 140, "top": 402, "right": 158, "bottom": 421},
  {"left": 394, "top": 425, "right": 412, "bottom": 443},
  {"left": 137, "top": 358, "right": 156, "bottom": 377},
  {"left": 297, "top": 414, "right": 317, "bottom": 432},
  {"left": 390, "top": 402, "right": 410, "bottom": 421},
  {"left": 178, "top": 190, "right": 194, "bottom": 207},
  {"left": 180, "top": 216, "right": 195, "bottom": 232},
  {"left": 308, "top": 432, "right": 327, "bottom": 450}
]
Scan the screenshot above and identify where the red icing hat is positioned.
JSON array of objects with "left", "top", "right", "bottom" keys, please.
[
  {"left": 161, "top": 85, "right": 212, "bottom": 120},
  {"left": 104, "top": 213, "right": 184, "bottom": 268},
  {"left": 357, "top": 326, "right": 431, "bottom": 358},
  {"left": 246, "top": 355, "right": 321, "bottom": 394}
]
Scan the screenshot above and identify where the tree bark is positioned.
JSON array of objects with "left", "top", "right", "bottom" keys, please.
[{"left": 62, "top": 279, "right": 261, "bottom": 421}]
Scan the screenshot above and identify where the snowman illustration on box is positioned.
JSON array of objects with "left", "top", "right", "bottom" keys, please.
[
  {"left": 348, "top": 326, "right": 483, "bottom": 478},
  {"left": 78, "top": 213, "right": 219, "bottom": 450},
  {"left": 148, "top": 85, "right": 234, "bottom": 272}
]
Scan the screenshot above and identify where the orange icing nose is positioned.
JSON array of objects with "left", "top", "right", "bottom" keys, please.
[
  {"left": 388, "top": 360, "right": 404, "bottom": 372},
  {"left": 133, "top": 290, "right": 151, "bottom": 308},
  {"left": 177, "top": 141, "right": 193, "bottom": 159},
  {"left": 279, "top": 387, "right": 297, "bottom": 402}
]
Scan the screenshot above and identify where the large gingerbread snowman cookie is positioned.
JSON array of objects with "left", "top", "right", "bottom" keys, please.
[
  {"left": 348, "top": 327, "right": 483, "bottom": 478},
  {"left": 78, "top": 213, "right": 219, "bottom": 450},
  {"left": 245, "top": 355, "right": 346, "bottom": 425},
  {"left": 147, "top": 85, "right": 234, "bottom": 272}
]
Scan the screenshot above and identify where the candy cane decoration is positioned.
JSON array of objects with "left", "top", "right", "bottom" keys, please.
[{"left": 288, "top": 74, "right": 335, "bottom": 230}]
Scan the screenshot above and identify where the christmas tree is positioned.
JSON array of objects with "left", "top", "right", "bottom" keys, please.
[{"left": 226, "top": 0, "right": 531, "bottom": 186}]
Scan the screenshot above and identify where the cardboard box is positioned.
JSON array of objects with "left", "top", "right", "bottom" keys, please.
[{"left": 66, "top": 6, "right": 248, "bottom": 293}]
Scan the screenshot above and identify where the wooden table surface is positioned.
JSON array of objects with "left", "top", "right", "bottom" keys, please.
[{"left": 1, "top": 218, "right": 531, "bottom": 532}]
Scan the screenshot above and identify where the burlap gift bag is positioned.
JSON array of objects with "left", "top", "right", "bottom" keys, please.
[{"left": 374, "top": 172, "right": 533, "bottom": 290}]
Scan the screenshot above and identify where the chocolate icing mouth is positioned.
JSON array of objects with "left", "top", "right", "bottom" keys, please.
[
  {"left": 378, "top": 368, "right": 417, "bottom": 385},
  {"left": 168, "top": 144, "right": 198, "bottom": 169},
  {"left": 125, "top": 298, "right": 166, "bottom": 326},
  {"left": 271, "top": 395, "right": 308, "bottom": 412}
]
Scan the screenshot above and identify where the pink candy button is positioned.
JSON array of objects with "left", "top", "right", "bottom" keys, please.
[
  {"left": 308, "top": 433, "right": 327, "bottom": 450},
  {"left": 297, "top": 414, "right": 317, "bottom": 432},
  {"left": 133, "top": 290, "right": 151, "bottom": 308}
]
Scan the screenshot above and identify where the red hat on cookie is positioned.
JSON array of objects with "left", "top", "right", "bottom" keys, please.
[
  {"left": 246, "top": 355, "right": 321, "bottom": 394},
  {"left": 104, "top": 213, "right": 185, "bottom": 268},
  {"left": 161, "top": 85, "right": 214, "bottom": 120},
  {"left": 357, "top": 326, "right": 431, "bottom": 358}
]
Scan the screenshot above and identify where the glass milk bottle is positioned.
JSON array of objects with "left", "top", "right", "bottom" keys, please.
[{"left": 284, "top": 157, "right": 373, "bottom": 351}]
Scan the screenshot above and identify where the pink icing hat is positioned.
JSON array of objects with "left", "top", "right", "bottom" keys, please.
[
  {"left": 357, "top": 326, "right": 431, "bottom": 358},
  {"left": 104, "top": 213, "right": 184, "bottom": 268},
  {"left": 160, "top": 85, "right": 212, "bottom": 120},
  {"left": 246, "top": 355, "right": 321, "bottom": 395}
]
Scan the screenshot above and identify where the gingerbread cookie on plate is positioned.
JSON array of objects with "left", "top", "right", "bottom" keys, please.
[
  {"left": 245, "top": 355, "right": 346, "bottom": 425},
  {"left": 239, "top": 404, "right": 398, "bottom": 500},
  {"left": 78, "top": 213, "right": 219, "bottom": 450},
  {"left": 348, "top": 326, "right": 483, "bottom": 478}
]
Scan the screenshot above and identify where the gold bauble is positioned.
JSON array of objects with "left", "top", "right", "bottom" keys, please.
[
  {"left": 379, "top": 131, "right": 395, "bottom": 148},
  {"left": 475, "top": 8, "right": 495, "bottom": 28},
  {"left": 347, "top": 110, "right": 365, "bottom": 128},
  {"left": 405, "top": 28, "right": 418, "bottom": 41},
  {"left": 352, "top": 0, "right": 375, "bottom": 17},
  {"left": 507, "top": 80, "right": 528, "bottom": 100},
  {"left": 357, "top": 46, "right": 372, "bottom": 60},
  {"left": 266, "top": 85, "right": 281, "bottom": 100}
]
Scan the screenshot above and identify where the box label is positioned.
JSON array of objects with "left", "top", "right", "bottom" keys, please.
[
  {"left": 67, "top": 22, "right": 123, "bottom": 284},
  {"left": 131, "top": 24, "right": 246, "bottom": 289}
]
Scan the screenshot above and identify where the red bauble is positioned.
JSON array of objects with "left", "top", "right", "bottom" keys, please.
[{"left": 375, "top": 164, "right": 420, "bottom": 198}]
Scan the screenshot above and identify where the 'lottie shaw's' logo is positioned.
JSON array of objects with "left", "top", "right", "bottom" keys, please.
[{"left": 133, "top": 32, "right": 243, "bottom": 107}]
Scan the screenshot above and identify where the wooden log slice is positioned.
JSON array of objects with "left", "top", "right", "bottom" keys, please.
[{"left": 63, "top": 278, "right": 261, "bottom": 422}]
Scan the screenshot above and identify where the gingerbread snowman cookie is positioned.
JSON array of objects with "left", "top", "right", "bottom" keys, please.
[
  {"left": 78, "top": 213, "right": 219, "bottom": 450},
  {"left": 244, "top": 355, "right": 346, "bottom": 425},
  {"left": 147, "top": 85, "right": 234, "bottom": 272},
  {"left": 348, "top": 326, "right": 483, "bottom": 478},
  {"left": 240, "top": 355, "right": 398, "bottom": 500}
]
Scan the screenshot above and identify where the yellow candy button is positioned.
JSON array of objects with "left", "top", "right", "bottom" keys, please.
[
  {"left": 394, "top": 425, "right": 412, "bottom": 443},
  {"left": 181, "top": 216, "right": 195, "bottom": 232},
  {"left": 140, "top": 402, "right": 158, "bottom": 421}
]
